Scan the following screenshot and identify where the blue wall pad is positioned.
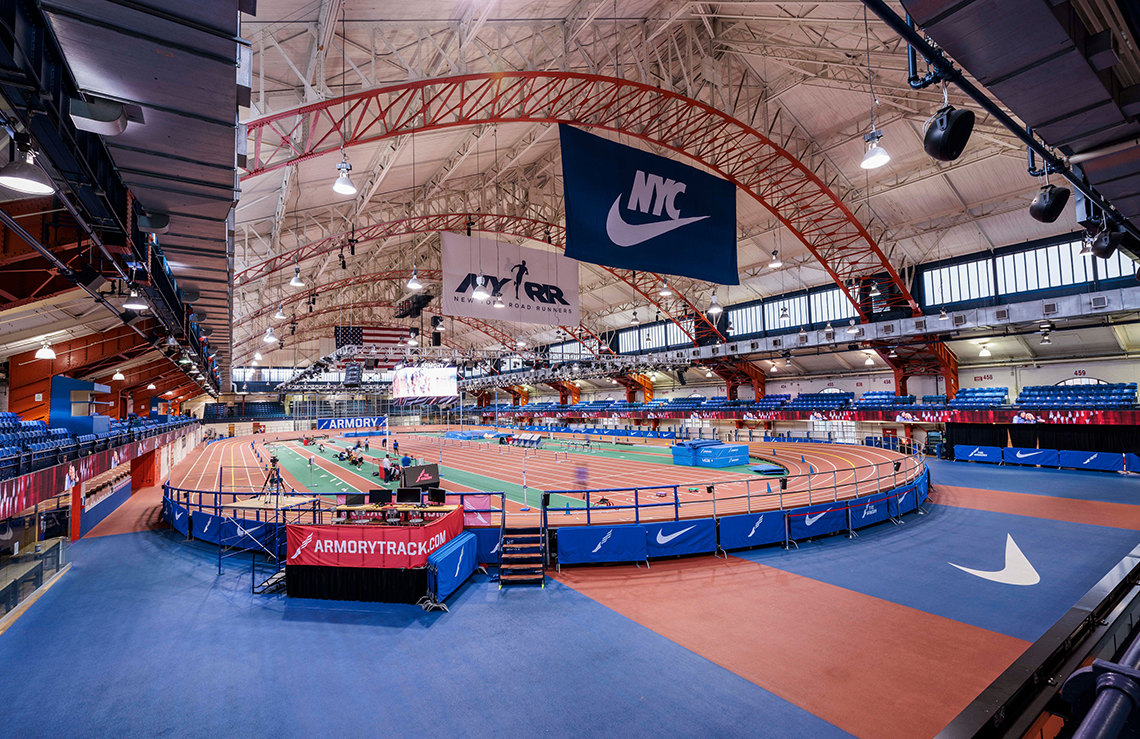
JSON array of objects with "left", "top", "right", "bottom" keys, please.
[
  {"left": 427, "top": 531, "right": 478, "bottom": 603},
  {"left": 788, "top": 501, "right": 847, "bottom": 540},
  {"left": 80, "top": 479, "right": 131, "bottom": 537},
  {"left": 557, "top": 524, "right": 647, "bottom": 564},
  {"left": 644, "top": 519, "right": 717, "bottom": 558},
  {"left": 471, "top": 527, "right": 501, "bottom": 565},
  {"left": 191, "top": 511, "right": 222, "bottom": 544},
  {"left": 1128, "top": 453, "right": 1140, "bottom": 472},
  {"left": 848, "top": 492, "right": 892, "bottom": 529},
  {"left": 955, "top": 445, "right": 1003, "bottom": 463},
  {"left": 719, "top": 511, "right": 786, "bottom": 550},
  {"left": 1003, "top": 448, "right": 1060, "bottom": 466},
  {"left": 1059, "top": 450, "right": 1125, "bottom": 471}
]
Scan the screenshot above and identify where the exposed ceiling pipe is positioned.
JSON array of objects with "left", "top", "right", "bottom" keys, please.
[
  {"left": 861, "top": 0, "right": 1140, "bottom": 248},
  {"left": 1069, "top": 136, "right": 1140, "bottom": 166}
]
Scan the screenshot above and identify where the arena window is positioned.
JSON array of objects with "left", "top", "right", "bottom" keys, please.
[
  {"left": 810, "top": 288, "right": 858, "bottom": 325},
  {"left": 923, "top": 256, "right": 995, "bottom": 305}
]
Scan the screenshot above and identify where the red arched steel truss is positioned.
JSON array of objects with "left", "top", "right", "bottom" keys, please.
[
  {"left": 243, "top": 72, "right": 920, "bottom": 320},
  {"left": 237, "top": 211, "right": 724, "bottom": 344}
]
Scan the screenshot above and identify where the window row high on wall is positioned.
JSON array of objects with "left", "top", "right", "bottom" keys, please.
[{"left": 921, "top": 233, "right": 1134, "bottom": 308}]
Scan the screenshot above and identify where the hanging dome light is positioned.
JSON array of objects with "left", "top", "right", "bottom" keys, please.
[
  {"left": 516, "top": 337, "right": 526, "bottom": 347},
  {"left": 332, "top": 155, "right": 356, "bottom": 195},
  {"left": 1040, "top": 333, "right": 1052, "bottom": 345},
  {"left": 860, "top": 131, "right": 891, "bottom": 170},
  {"left": 112, "top": 370, "right": 126, "bottom": 381},
  {"left": 263, "top": 327, "right": 279, "bottom": 343},
  {"left": 869, "top": 282, "right": 881, "bottom": 297},
  {"left": 493, "top": 294, "right": 505, "bottom": 309},
  {"left": 35, "top": 343, "right": 56, "bottom": 360},
  {"left": 708, "top": 293, "right": 722, "bottom": 315},
  {"left": 705, "top": 369, "right": 713, "bottom": 378},
  {"left": 938, "top": 307, "right": 950, "bottom": 321},
  {"left": 164, "top": 390, "right": 173, "bottom": 396},
  {"left": 407, "top": 270, "right": 423, "bottom": 291},
  {"left": 659, "top": 280, "right": 673, "bottom": 297},
  {"left": 864, "top": 355, "right": 875, "bottom": 366},
  {"left": 250, "top": 359, "right": 258, "bottom": 367},
  {"left": 630, "top": 310, "right": 639, "bottom": 326},
  {"left": 289, "top": 267, "right": 305, "bottom": 288},
  {"left": 407, "top": 332, "right": 418, "bottom": 346},
  {"left": 847, "top": 319, "right": 859, "bottom": 334},
  {"left": 770, "top": 362, "right": 778, "bottom": 372},
  {"left": 254, "top": 352, "right": 262, "bottom": 361},
  {"left": 888, "top": 347, "right": 898, "bottom": 358},
  {"left": 779, "top": 305, "right": 790, "bottom": 323},
  {"left": 769, "top": 250, "right": 782, "bottom": 269},
  {"left": 178, "top": 354, "right": 191, "bottom": 364},
  {"left": 147, "top": 383, "right": 156, "bottom": 390},
  {"left": 165, "top": 335, "right": 178, "bottom": 348},
  {"left": 0, "top": 144, "right": 54, "bottom": 195},
  {"left": 471, "top": 274, "right": 490, "bottom": 300},
  {"left": 274, "top": 304, "right": 286, "bottom": 320},
  {"left": 979, "top": 344, "right": 991, "bottom": 357},
  {"left": 123, "top": 290, "right": 147, "bottom": 311}
]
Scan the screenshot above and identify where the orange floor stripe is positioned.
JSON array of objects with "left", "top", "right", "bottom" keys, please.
[{"left": 933, "top": 485, "right": 1140, "bottom": 530}]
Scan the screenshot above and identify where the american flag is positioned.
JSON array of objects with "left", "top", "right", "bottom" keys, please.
[{"left": 334, "top": 326, "right": 408, "bottom": 369}]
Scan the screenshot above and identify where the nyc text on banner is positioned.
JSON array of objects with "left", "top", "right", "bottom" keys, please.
[{"left": 559, "top": 124, "right": 738, "bottom": 285}]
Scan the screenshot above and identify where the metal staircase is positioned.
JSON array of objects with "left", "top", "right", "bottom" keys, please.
[{"left": 498, "top": 524, "right": 546, "bottom": 588}]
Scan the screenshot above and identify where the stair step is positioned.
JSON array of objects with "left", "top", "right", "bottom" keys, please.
[
  {"left": 503, "top": 528, "right": 542, "bottom": 535},
  {"left": 499, "top": 572, "right": 545, "bottom": 582},
  {"left": 501, "top": 563, "right": 544, "bottom": 570},
  {"left": 503, "top": 541, "right": 542, "bottom": 548},
  {"left": 503, "top": 533, "right": 542, "bottom": 540}
]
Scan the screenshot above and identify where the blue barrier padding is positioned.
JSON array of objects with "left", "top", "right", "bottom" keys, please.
[
  {"left": 80, "top": 479, "right": 132, "bottom": 537},
  {"left": 192, "top": 511, "right": 222, "bottom": 544},
  {"left": 427, "top": 531, "right": 478, "bottom": 602},
  {"left": 718, "top": 511, "right": 786, "bottom": 550},
  {"left": 471, "top": 527, "right": 502, "bottom": 565},
  {"left": 170, "top": 501, "right": 189, "bottom": 536},
  {"left": 161, "top": 496, "right": 170, "bottom": 524},
  {"left": 888, "top": 483, "right": 919, "bottom": 517},
  {"left": 1003, "top": 447, "right": 1060, "bottom": 466},
  {"left": 788, "top": 501, "right": 847, "bottom": 540},
  {"left": 954, "top": 445, "right": 1003, "bottom": 463},
  {"left": 557, "top": 524, "right": 646, "bottom": 564},
  {"left": 222, "top": 518, "right": 273, "bottom": 552},
  {"left": 1059, "top": 450, "right": 1126, "bottom": 472},
  {"left": 849, "top": 493, "right": 892, "bottom": 529},
  {"left": 1128, "top": 453, "right": 1140, "bottom": 473},
  {"left": 645, "top": 519, "right": 717, "bottom": 558},
  {"left": 916, "top": 468, "right": 930, "bottom": 506}
]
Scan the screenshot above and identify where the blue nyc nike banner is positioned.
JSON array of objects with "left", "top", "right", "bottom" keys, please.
[
  {"left": 954, "top": 445, "right": 1003, "bottom": 463},
  {"left": 559, "top": 125, "right": 739, "bottom": 285},
  {"left": 849, "top": 493, "right": 892, "bottom": 529},
  {"left": 719, "top": 511, "right": 786, "bottom": 550},
  {"left": 1003, "top": 447, "right": 1060, "bottom": 466},
  {"left": 788, "top": 501, "right": 847, "bottom": 540},
  {"left": 557, "top": 524, "right": 647, "bottom": 564}
]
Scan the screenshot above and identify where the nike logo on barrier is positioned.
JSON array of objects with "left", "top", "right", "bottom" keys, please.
[
  {"left": 0, "top": 529, "right": 12, "bottom": 541},
  {"left": 175, "top": 511, "right": 183, "bottom": 521},
  {"left": 948, "top": 534, "right": 1040, "bottom": 586},
  {"left": 202, "top": 519, "right": 210, "bottom": 533},
  {"left": 748, "top": 516, "right": 764, "bottom": 538},
  {"left": 898, "top": 492, "right": 908, "bottom": 505},
  {"left": 1015, "top": 451, "right": 1043, "bottom": 458},
  {"left": 605, "top": 197, "right": 708, "bottom": 247},
  {"left": 656, "top": 525, "right": 695, "bottom": 545},
  {"left": 455, "top": 549, "right": 464, "bottom": 577},
  {"left": 804, "top": 510, "right": 832, "bottom": 526},
  {"left": 491, "top": 540, "right": 500, "bottom": 554},
  {"left": 1085, "top": 454, "right": 1098, "bottom": 464},
  {"left": 592, "top": 529, "right": 613, "bottom": 553}
]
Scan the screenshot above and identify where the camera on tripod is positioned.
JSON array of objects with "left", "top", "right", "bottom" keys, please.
[{"left": 269, "top": 456, "right": 279, "bottom": 468}]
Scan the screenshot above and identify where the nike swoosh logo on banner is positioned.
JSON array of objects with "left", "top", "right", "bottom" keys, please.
[
  {"left": 1015, "top": 451, "right": 1042, "bottom": 458},
  {"left": 605, "top": 197, "right": 709, "bottom": 247},
  {"left": 0, "top": 529, "right": 13, "bottom": 541},
  {"left": 1085, "top": 454, "right": 1098, "bottom": 464},
  {"left": 656, "top": 525, "right": 696, "bottom": 545},
  {"left": 949, "top": 534, "right": 1040, "bottom": 586},
  {"left": 175, "top": 511, "right": 183, "bottom": 521},
  {"left": 804, "top": 510, "right": 832, "bottom": 526},
  {"left": 491, "top": 541, "right": 500, "bottom": 554},
  {"left": 456, "top": 549, "right": 463, "bottom": 577}
]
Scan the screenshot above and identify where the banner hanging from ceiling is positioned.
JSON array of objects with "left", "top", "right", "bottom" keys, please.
[
  {"left": 441, "top": 231, "right": 580, "bottom": 326},
  {"left": 559, "top": 124, "right": 739, "bottom": 285}
]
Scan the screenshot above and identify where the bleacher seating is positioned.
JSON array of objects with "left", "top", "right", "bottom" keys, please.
[
  {"left": 784, "top": 392, "right": 853, "bottom": 411},
  {"left": 947, "top": 387, "right": 1008, "bottom": 409},
  {"left": 922, "top": 395, "right": 948, "bottom": 405},
  {"left": 853, "top": 391, "right": 916, "bottom": 410},
  {"left": 753, "top": 394, "right": 790, "bottom": 411},
  {"left": 1015, "top": 383, "right": 1137, "bottom": 409}
]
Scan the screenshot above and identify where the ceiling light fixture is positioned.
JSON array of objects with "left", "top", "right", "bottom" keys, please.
[
  {"left": 250, "top": 359, "right": 258, "bottom": 367},
  {"left": 888, "top": 347, "right": 898, "bottom": 358},
  {"left": 35, "top": 343, "right": 56, "bottom": 360},
  {"left": 254, "top": 352, "right": 262, "bottom": 361},
  {"left": 407, "top": 269, "right": 423, "bottom": 291},
  {"left": 705, "top": 369, "right": 713, "bottom": 378},
  {"left": 860, "top": 131, "right": 891, "bottom": 170},
  {"left": 407, "top": 333, "right": 418, "bottom": 346},
  {"left": 516, "top": 338, "right": 526, "bottom": 347},
  {"left": 0, "top": 137, "right": 54, "bottom": 194},
  {"left": 846, "top": 319, "right": 859, "bottom": 334},
  {"left": 123, "top": 290, "right": 147, "bottom": 311},
  {"left": 471, "top": 275, "right": 490, "bottom": 301},
  {"left": 659, "top": 280, "right": 673, "bottom": 297},
  {"left": 332, "top": 155, "right": 356, "bottom": 195},
  {"left": 708, "top": 292, "right": 722, "bottom": 315},
  {"left": 289, "top": 267, "right": 305, "bottom": 288},
  {"left": 769, "top": 250, "right": 782, "bottom": 269},
  {"left": 164, "top": 390, "right": 173, "bottom": 396},
  {"left": 630, "top": 309, "right": 639, "bottom": 326},
  {"left": 1040, "top": 333, "right": 1052, "bottom": 345},
  {"left": 938, "top": 307, "right": 950, "bottom": 321},
  {"left": 147, "top": 383, "right": 156, "bottom": 390},
  {"left": 864, "top": 355, "right": 875, "bottom": 366},
  {"left": 263, "top": 327, "right": 278, "bottom": 344},
  {"left": 112, "top": 370, "right": 125, "bottom": 381},
  {"left": 493, "top": 294, "right": 505, "bottom": 309},
  {"left": 979, "top": 344, "right": 991, "bottom": 357},
  {"left": 178, "top": 354, "right": 190, "bottom": 365},
  {"left": 274, "top": 304, "right": 286, "bottom": 320},
  {"left": 779, "top": 305, "right": 790, "bottom": 324}
]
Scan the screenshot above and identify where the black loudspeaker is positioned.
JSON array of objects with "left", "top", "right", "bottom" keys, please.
[
  {"left": 1029, "top": 185, "right": 1071, "bottom": 224},
  {"left": 541, "top": 493, "right": 550, "bottom": 508},
  {"left": 1090, "top": 229, "right": 1124, "bottom": 259},
  {"left": 779, "top": 477, "right": 788, "bottom": 490},
  {"left": 677, "top": 368, "right": 687, "bottom": 386},
  {"left": 923, "top": 106, "right": 974, "bottom": 161},
  {"left": 432, "top": 331, "right": 441, "bottom": 347}
]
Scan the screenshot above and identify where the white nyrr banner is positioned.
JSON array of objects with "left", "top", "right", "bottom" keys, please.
[{"left": 441, "top": 231, "right": 580, "bottom": 326}]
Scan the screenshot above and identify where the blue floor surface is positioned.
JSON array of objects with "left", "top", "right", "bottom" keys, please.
[
  {"left": 736, "top": 503, "right": 1140, "bottom": 642},
  {"left": 0, "top": 529, "right": 853, "bottom": 739},
  {"left": 927, "top": 457, "right": 1140, "bottom": 504}
]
